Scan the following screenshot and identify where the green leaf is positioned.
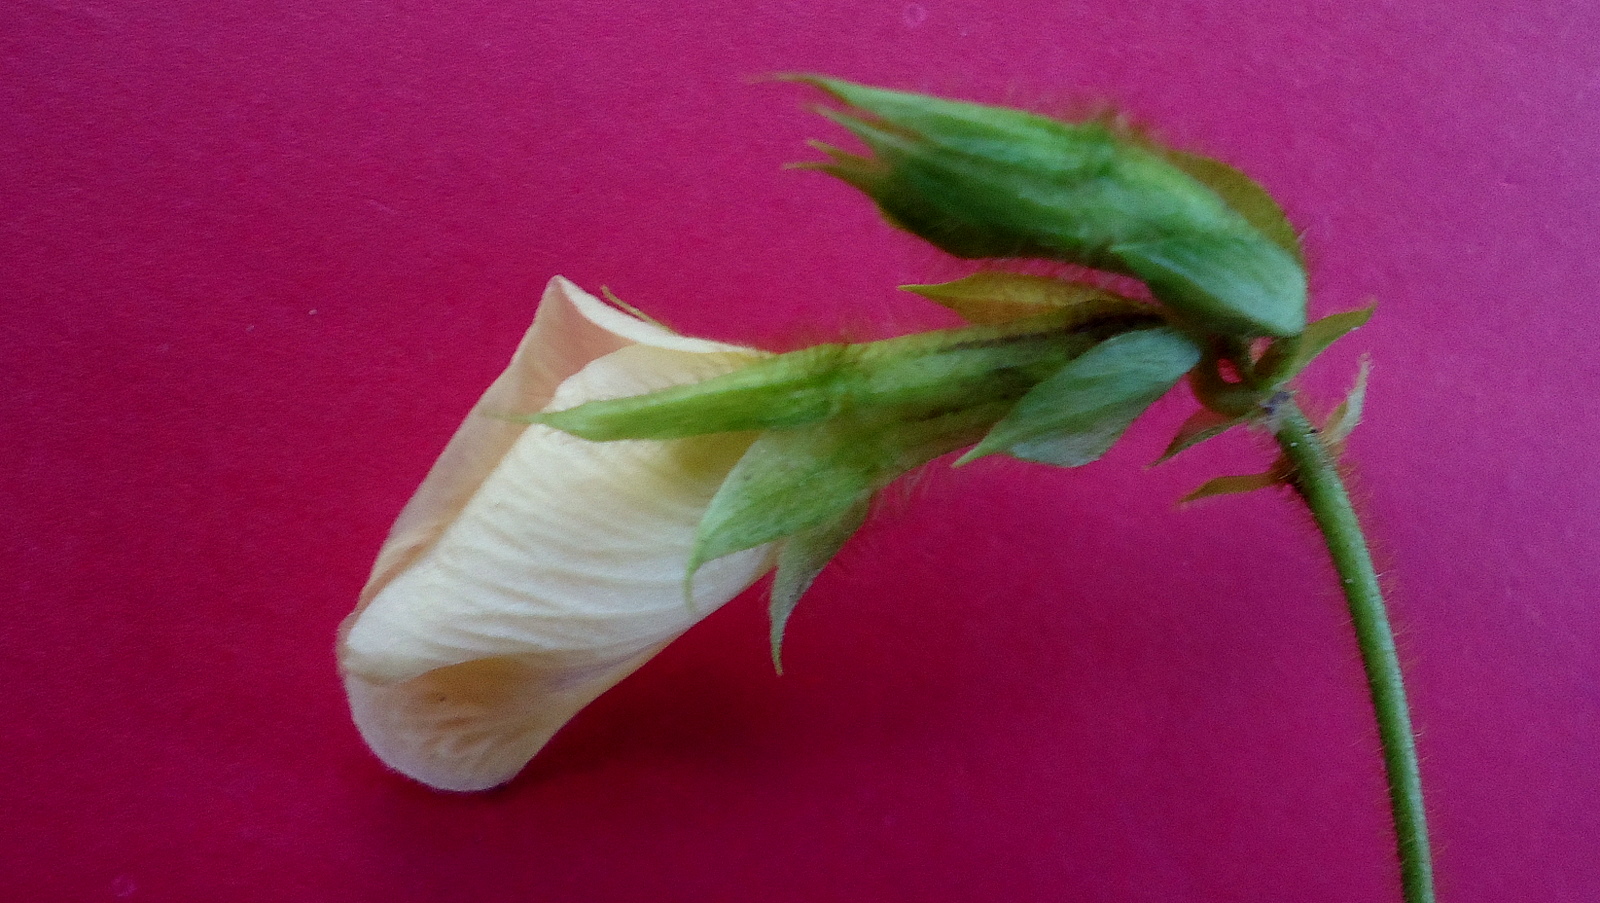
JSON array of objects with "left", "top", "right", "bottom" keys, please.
[
  {"left": 1160, "top": 150, "right": 1304, "bottom": 265},
  {"left": 1156, "top": 406, "right": 1253, "bottom": 464},
  {"left": 1322, "top": 355, "right": 1370, "bottom": 450},
  {"left": 1256, "top": 304, "right": 1375, "bottom": 386},
  {"left": 901, "top": 272, "right": 1138, "bottom": 325},
  {"left": 535, "top": 312, "right": 1135, "bottom": 442},
  {"left": 1180, "top": 470, "right": 1284, "bottom": 503},
  {"left": 768, "top": 500, "right": 871, "bottom": 674},
  {"left": 958, "top": 327, "right": 1202, "bottom": 467}
]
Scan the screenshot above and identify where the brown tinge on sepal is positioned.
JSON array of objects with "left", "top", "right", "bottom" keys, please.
[{"left": 1180, "top": 468, "right": 1286, "bottom": 503}]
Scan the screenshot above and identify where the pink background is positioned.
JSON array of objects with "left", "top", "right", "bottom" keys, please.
[{"left": 4, "top": 1, "right": 1596, "bottom": 900}]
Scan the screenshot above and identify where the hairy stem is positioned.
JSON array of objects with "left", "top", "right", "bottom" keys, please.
[{"left": 1271, "top": 395, "right": 1435, "bottom": 903}]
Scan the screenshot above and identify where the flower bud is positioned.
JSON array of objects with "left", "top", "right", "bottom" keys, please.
[
  {"left": 338, "top": 278, "right": 773, "bottom": 791},
  {"left": 794, "top": 77, "right": 1307, "bottom": 338}
]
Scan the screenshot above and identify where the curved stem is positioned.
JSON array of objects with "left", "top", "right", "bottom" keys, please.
[{"left": 1271, "top": 396, "right": 1435, "bottom": 903}]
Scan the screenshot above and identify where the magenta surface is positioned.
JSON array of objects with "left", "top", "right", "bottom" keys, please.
[{"left": 3, "top": 2, "right": 1596, "bottom": 900}]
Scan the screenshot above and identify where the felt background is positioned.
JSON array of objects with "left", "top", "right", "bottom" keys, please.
[{"left": 3, "top": 1, "right": 1596, "bottom": 900}]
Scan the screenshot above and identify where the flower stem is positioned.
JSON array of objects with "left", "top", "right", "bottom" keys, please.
[{"left": 1270, "top": 395, "right": 1435, "bottom": 903}]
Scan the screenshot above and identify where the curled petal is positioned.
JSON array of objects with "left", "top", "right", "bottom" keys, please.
[
  {"left": 357, "top": 277, "right": 748, "bottom": 598},
  {"left": 339, "top": 278, "right": 771, "bottom": 791}
]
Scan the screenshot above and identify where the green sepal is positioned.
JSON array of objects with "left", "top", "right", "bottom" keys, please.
[
  {"left": 1256, "top": 304, "right": 1375, "bottom": 387},
  {"left": 768, "top": 500, "right": 871, "bottom": 674},
  {"left": 806, "top": 100, "right": 1128, "bottom": 265},
  {"left": 792, "top": 75, "right": 1307, "bottom": 338},
  {"left": 689, "top": 422, "right": 879, "bottom": 576},
  {"left": 1156, "top": 406, "right": 1254, "bottom": 464},
  {"left": 688, "top": 404, "right": 1003, "bottom": 597},
  {"left": 537, "top": 342, "right": 847, "bottom": 439},
  {"left": 534, "top": 312, "right": 1144, "bottom": 442},
  {"left": 1158, "top": 149, "right": 1304, "bottom": 265},
  {"left": 1111, "top": 232, "right": 1306, "bottom": 337},
  {"left": 1322, "top": 356, "right": 1370, "bottom": 452},
  {"left": 900, "top": 272, "right": 1138, "bottom": 325},
  {"left": 1180, "top": 469, "right": 1285, "bottom": 503},
  {"left": 958, "top": 326, "right": 1201, "bottom": 467}
]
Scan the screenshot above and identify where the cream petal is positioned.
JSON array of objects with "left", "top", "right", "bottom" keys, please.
[
  {"left": 342, "top": 411, "right": 767, "bottom": 684},
  {"left": 344, "top": 650, "right": 670, "bottom": 792},
  {"left": 357, "top": 276, "right": 753, "bottom": 603},
  {"left": 339, "top": 283, "right": 770, "bottom": 791}
]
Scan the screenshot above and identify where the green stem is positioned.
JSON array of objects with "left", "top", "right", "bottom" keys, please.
[{"left": 1270, "top": 395, "right": 1435, "bottom": 903}]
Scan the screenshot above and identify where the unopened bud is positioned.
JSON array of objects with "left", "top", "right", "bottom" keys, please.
[{"left": 793, "top": 76, "right": 1307, "bottom": 338}]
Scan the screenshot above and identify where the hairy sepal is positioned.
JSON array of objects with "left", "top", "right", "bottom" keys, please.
[
  {"left": 792, "top": 76, "right": 1307, "bottom": 338},
  {"left": 689, "top": 405, "right": 1003, "bottom": 589},
  {"left": 1157, "top": 406, "right": 1256, "bottom": 464},
  {"left": 901, "top": 271, "right": 1144, "bottom": 325},
  {"left": 960, "top": 327, "right": 1202, "bottom": 467},
  {"left": 534, "top": 313, "right": 1142, "bottom": 442},
  {"left": 1256, "top": 305, "right": 1376, "bottom": 387}
]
